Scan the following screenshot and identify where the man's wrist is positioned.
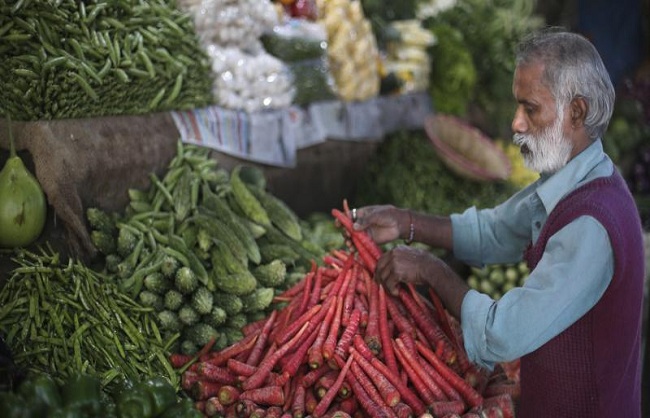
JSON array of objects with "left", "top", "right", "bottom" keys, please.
[{"left": 404, "top": 210, "right": 415, "bottom": 245}]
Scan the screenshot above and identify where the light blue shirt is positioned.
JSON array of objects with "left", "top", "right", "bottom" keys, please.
[{"left": 451, "top": 140, "right": 615, "bottom": 370}]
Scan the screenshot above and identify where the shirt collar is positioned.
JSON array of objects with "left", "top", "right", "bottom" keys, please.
[{"left": 535, "top": 139, "right": 605, "bottom": 214}]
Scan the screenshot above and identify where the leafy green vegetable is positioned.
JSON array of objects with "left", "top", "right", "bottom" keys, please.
[
  {"left": 354, "top": 129, "right": 517, "bottom": 216},
  {"left": 422, "top": 0, "right": 544, "bottom": 137}
]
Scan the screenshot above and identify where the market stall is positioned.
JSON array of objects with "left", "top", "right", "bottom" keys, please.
[{"left": 1, "top": 0, "right": 649, "bottom": 416}]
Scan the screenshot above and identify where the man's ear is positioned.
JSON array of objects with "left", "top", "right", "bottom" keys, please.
[{"left": 570, "top": 96, "right": 588, "bottom": 128}]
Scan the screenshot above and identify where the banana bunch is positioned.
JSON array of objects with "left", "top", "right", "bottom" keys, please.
[
  {"left": 316, "top": 0, "right": 381, "bottom": 101},
  {"left": 466, "top": 262, "right": 530, "bottom": 300},
  {"left": 382, "top": 19, "right": 436, "bottom": 94}
]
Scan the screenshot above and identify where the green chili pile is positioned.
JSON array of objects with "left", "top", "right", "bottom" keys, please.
[
  {"left": 0, "top": 0, "right": 213, "bottom": 121},
  {"left": 0, "top": 246, "right": 180, "bottom": 390}
]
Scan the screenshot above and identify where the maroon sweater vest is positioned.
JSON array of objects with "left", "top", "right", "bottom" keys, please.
[{"left": 520, "top": 171, "right": 644, "bottom": 417}]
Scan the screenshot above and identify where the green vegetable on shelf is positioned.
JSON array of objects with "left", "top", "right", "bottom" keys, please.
[{"left": 0, "top": 117, "right": 46, "bottom": 248}]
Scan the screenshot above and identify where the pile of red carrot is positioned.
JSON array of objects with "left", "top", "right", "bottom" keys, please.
[{"left": 171, "top": 202, "right": 519, "bottom": 418}]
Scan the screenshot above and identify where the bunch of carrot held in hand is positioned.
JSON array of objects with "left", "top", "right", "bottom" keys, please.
[{"left": 170, "top": 201, "right": 518, "bottom": 418}]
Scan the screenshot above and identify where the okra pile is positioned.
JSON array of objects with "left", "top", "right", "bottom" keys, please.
[
  {"left": 88, "top": 141, "right": 324, "bottom": 356},
  {"left": 0, "top": 0, "right": 214, "bottom": 121}
]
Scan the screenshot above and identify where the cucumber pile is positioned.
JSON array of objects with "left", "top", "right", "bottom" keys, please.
[
  {"left": 466, "top": 262, "right": 530, "bottom": 300},
  {"left": 87, "top": 141, "right": 324, "bottom": 355}
]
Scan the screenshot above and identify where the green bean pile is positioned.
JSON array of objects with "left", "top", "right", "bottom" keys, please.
[
  {"left": 0, "top": 0, "right": 214, "bottom": 121},
  {"left": 0, "top": 246, "right": 180, "bottom": 390}
]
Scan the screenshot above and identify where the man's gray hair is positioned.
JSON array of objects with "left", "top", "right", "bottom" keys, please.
[{"left": 515, "top": 28, "right": 615, "bottom": 139}]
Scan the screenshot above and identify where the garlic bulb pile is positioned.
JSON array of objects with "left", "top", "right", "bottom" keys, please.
[
  {"left": 206, "top": 45, "right": 295, "bottom": 113},
  {"left": 179, "top": 0, "right": 279, "bottom": 52},
  {"left": 178, "top": 0, "right": 293, "bottom": 112}
]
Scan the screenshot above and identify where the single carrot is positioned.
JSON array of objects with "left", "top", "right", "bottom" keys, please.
[
  {"left": 309, "top": 266, "right": 324, "bottom": 306},
  {"left": 201, "top": 332, "right": 257, "bottom": 365},
  {"left": 315, "top": 370, "right": 339, "bottom": 398},
  {"left": 392, "top": 339, "right": 439, "bottom": 405},
  {"left": 275, "top": 303, "right": 322, "bottom": 346},
  {"left": 322, "top": 296, "right": 344, "bottom": 361},
  {"left": 282, "top": 370, "right": 296, "bottom": 412},
  {"left": 227, "top": 358, "right": 257, "bottom": 377},
  {"left": 204, "top": 396, "right": 225, "bottom": 417},
  {"left": 266, "top": 406, "right": 283, "bottom": 418},
  {"left": 181, "top": 371, "right": 202, "bottom": 391},
  {"left": 282, "top": 318, "right": 322, "bottom": 376},
  {"left": 482, "top": 394, "right": 515, "bottom": 418},
  {"left": 342, "top": 198, "right": 353, "bottom": 218},
  {"left": 367, "top": 355, "right": 426, "bottom": 416},
  {"left": 415, "top": 340, "right": 483, "bottom": 408},
  {"left": 429, "top": 400, "right": 466, "bottom": 416},
  {"left": 192, "top": 380, "right": 223, "bottom": 401},
  {"left": 396, "top": 337, "right": 451, "bottom": 404},
  {"left": 350, "top": 347, "right": 402, "bottom": 407},
  {"left": 217, "top": 385, "right": 241, "bottom": 406},
  {"left": 398, "top": 288, "right": 456, "bottom": 366},
  {"left": 379, "top": 286, "right": 399, "bottom": 375},
  {"left": 302, "top": 365, "right": 331, "bottom": 389},
  {"left": 364, "top": 272, "right": 381, "bottom": 355},
  {"left": 243, "top": 322, "right": 309, "bottom": 391},
  {"left": 349, "top": 347, "right": 400, "bottom": 407},
  {"left": 293, "top": 268, "right": 315, "bottom": 320},
  {"left": 235, "top": 399, "right": 258, "bottom": 417},
  {"left": 391, "top": 402, "right": 413, "bottom": 418},
  {"left": 239, "top": 386, "right": 285, "bottom": 407},
  {"left": 196, "top": 362, "right": 238, "bottom": 385},
  {"left": 242, "top": 317, "right": 267, "bottom": 336},
  {"left": 246, "top": 309, "right": 277, "bottom": 366},
  {"left": 351, "top": 235, "right": 378, "bottom": 272},
  {"left": 250, "top": 407, "right": 266, "bottom": 418},
  {"left": 269, "top": 299, "right": 298, "bottom": 342},
  {"left": 385, "top": 296, "right": 415, "bottom": 337},
  {"left": 339, "top": 396, "right": 359, "bottom": 416},
  {"left": 415, "top": 354, "right": 463, "bottom": 402},
  {"left": 427, "top": 287, "right": 458, "bottom": 347},
  {"left": 341, "top": 265, "right": 358, "bottom": 327},
  {"left": 332, "top": 208, "right": 382, "bottom": 261},
  {"left": 344, "top": 370, "right": 388, "bottom": 418},
  {"left": 305, "top": 385, "right": 319, "bottom": 415},
  {"left": 194, "top": 401, "right": 206, "bottom": 414},
  {"left": 352, "top": 334, "right": 375, "bottom": 361},
  {"left": 328, "top": 256, "right": 355, "bottom": 297},
  {"left": 349, "top": 361, "right": 397, "bottom": 418},
  {"left": 482, "top": 380, "right": 520, "bottom": 400},
  {"left": 292, "top": 383, "right": 307, "bottom": 418},
  {"left": 323, "top": 255, "right": 345, "bottom": 269},
  {"left": 313, "top": 353, "right": 355, "bottom": 418},
  {"left": 355, "top": 293, "right": 369, "bottom": 327},
  {"left": 335, "top": 309, "right": 362, "bottom": 360},
  {"left": 308, "top": 296, "right": 338, "bottom": 369},
  {"left": 169, "top": 353, "right": 194, "bottom": 369}
]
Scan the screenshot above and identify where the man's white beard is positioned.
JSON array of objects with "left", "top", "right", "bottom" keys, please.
[{"left": 512, "top": 109, "right": 573, "bottom": 174}]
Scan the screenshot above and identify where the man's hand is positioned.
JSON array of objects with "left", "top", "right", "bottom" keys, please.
[
  {"left": 374, "top": 245, "right": 442, "bottom": 295},
  {"left": 352, "top": 205, "right": 409, "bottom": 244}
]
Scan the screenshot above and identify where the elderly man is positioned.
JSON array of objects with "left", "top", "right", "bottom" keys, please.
[{"left": 352, "top": 29, "right": 644, "bottom": 416}]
